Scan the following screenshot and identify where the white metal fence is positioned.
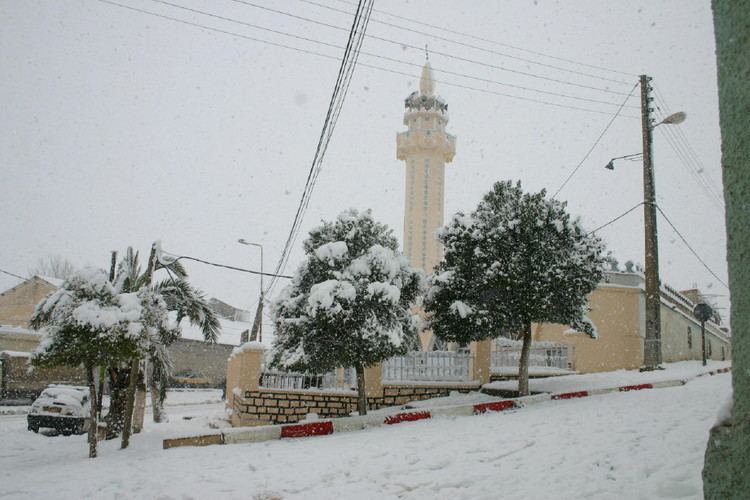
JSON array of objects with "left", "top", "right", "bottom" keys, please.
[
  {"left": 382, "top": 351, "right": 473, "bottom": 382},
  {"left": 491, "top": 345, "right": 572, "bottom": 372},
  {"left": 260, "top": 369, "right": 356, "bottom": 391}
]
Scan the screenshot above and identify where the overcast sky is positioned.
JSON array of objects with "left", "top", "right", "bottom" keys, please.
[{"left": 0, "top": 0, "right": 729, "bottom": 328}]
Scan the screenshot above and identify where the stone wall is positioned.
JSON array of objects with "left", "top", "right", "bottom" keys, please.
[
  {"left": 0, "top": 353, "right": 85, "bottom": 399},
  {"left": 231, "top": 383, "right": 478, "bottom": 426},
  {"left": 168, "top": 338, "right": 234, "bottom": 386}
]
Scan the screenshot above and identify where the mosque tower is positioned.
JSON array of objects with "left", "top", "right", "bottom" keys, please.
[{"left": 397, "top": 61, "right": 456, "bottom": 272}]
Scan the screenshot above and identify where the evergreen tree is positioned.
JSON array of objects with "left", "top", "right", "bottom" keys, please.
[
  {"left": 425, "top": 181, "right": 606, "bottom": 395},
  {"left": 269, "top": 209, "right": 423, "bottom": 415},
  {"left": 30, "top": 268, "right": 175, "bottom": 457}
]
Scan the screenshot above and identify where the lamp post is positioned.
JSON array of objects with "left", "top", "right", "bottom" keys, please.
[
  {"left": 606, "top": 75, "right": 686, "bottom": 371},
  {"left": 238, "top": 238, "right": 264, "bottom": 343}
]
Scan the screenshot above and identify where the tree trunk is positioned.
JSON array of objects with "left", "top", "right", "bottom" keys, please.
[
  {"left": 132, "top": 371, "right": 146, "bottom": 434},
  {"left": 86, "top": 363, "right": 98, "bottom": 458},
  {"left": 96, "top": 365, "right": 105, "bottom": 415},
  {"left": 518, "top": 322, "right": 533, "bottom": 396},
  {"left": 149, "top": 360, "right": 164, "bottom": 423},
  {"left": 355, "top": 364, "right": 368, "bottom": 416},
  {"left": 121, "top": 243, "right": 158, "bottom": 449},
  {"left": 120, "top": 357, "right": 140, "bottom": 449},
  {"left": 105, "top": 366, "right": 129, "bottom": 439}
]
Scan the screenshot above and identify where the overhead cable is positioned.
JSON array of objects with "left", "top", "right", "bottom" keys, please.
[
  {"left": 328, "top": 0, "right": 636, "bottom": 77},
  {"left": 146, "top": 0, "right": 635, "bottom": 109},
  {"left": 297, "top": 0, "right": 632, "bottom": 85},
  {"left": 0, "top": 268, "right": 27, "bottom": 281},
  {"left": 587, "top": 202, "right": 644, "bottom": 235},
  {"left": 551, "top": 82, "right": 640, "bottom": 199},
  {"left": 97, "top": 1, "right": 641, "bottom": 119},
  {"left": 229, "top": 0, "right": 634, "bottom": 97},
  {"left": 655, "top": 206, "right": 729, "bottom": 290}
]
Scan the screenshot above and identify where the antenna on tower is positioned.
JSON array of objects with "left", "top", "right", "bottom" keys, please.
[{"left": 424, "top": 44, "right": 429, "bottom": 62}]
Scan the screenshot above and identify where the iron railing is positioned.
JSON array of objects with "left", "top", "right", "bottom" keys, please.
[
  {"left": 382, "top": 351, "right": 473, "bottom": 382},
  {"left": 491, "top": 345, "right": 572, "bottom": 372},
  {"left": 260, "top": 368, "right": 356, "bottom": 391}
]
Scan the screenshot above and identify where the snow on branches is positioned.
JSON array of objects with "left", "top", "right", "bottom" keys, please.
[
  {"left": 31, "top": 267, "right": 177, "bottom": 370},
  {"left": 426, "top": 180, "right": 606, "bottom": 343},
  {"left": 269, "top": 209, "right": 424, "bottom": 374}
]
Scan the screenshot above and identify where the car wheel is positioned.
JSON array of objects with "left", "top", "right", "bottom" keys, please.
[
  {"left": 28, "top": 426, "right": 39, "bottom": 433},
  {"left": 61, "top": 429, "right": 73, "bottom": 436}
]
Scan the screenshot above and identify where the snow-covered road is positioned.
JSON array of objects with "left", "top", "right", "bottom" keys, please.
[{"left": 0, "top": 372, "right": 729, "bottom": 499}]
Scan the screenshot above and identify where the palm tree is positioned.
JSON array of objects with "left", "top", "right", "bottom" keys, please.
[{"left": 108, "top": 246, "right": 219, "bottom": 443}]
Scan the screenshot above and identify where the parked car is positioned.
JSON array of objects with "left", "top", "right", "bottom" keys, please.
[{"left": 27, "top": 385, "right": 90, "bottom": 435}]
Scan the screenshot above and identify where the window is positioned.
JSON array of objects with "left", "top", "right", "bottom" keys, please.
[
  {"left": 707, "top": 340, "right": 712, "bottom": 357},
  {"left": 687, "top": 326, "right": 692, "bottom": 349}
]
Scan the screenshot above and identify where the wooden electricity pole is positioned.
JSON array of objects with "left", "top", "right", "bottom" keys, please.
[{"left": 640, "top": 74, "right": 662, "bottom": 370}]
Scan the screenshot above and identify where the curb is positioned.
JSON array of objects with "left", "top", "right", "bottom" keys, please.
[{"left": 163, "top": 367, "right": 731, "bottom": 450}]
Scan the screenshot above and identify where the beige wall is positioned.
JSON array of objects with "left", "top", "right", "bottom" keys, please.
[
  {"left": 0, "top": 330, "right": 41, "bottom": 353},
  {"left": 661, "top": 304, "right": 730, "bottom": 362},
  {"left": 0, "top": 278, "right": 56, "bottom": 328},
  {"left": 535, "top": 281, "right": 732, "bottom": 372},
  {"left": 535, "top": 285, "right": 644, "bottom": 373}
]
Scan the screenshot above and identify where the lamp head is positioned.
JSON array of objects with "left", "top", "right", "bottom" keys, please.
[{"left": 605, "top": 160, "right": 615, "bottom": 170}]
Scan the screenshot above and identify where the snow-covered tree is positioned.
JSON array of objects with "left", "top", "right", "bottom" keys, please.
[
  {"left": 114, "top": 246, "right": 219, "bottom": 427},
  {"left": 30, "top": 268, "right": 176, "bottom": 457},
  {"left": 425, "top": 181, "right": 606, "bottom": 395},
  {"left": 31, "top": 244, "right": 219, "bottom": 454},
  {"left": 269, "top": 209, "right": 423, "bottom": 415}
]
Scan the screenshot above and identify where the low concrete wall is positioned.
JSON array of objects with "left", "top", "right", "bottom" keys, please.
[{"left": 230, "top": 382, "right": 480, "bottom": 426}]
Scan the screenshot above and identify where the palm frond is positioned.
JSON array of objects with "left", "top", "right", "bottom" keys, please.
[{"left": 153, "top": 278, "right": 221, "bottom": 343}]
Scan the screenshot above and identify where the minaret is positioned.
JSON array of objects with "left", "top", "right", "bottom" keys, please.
[{"left": 397, "top": 62, "right": 456, "bottom": 272}]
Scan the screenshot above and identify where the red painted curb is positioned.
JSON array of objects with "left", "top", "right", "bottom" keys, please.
[
  {"left": 619, "top": 383, "right": 653, "bottom": 392},
  {"left": 281, "top": 421, "right": 334, "bottom": 438},
  {"left": 473, "top": 400, "right": 516, "bottom": 414},
  {"left": 551, "top": 390, "right": 589, "bottom": 400},
  {"left": 384, "top": 411, "right": 431, "bottom": 425}
]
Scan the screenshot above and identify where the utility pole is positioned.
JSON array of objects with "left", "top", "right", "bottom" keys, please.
[
  {"left": 238, "top": 239, "right": 264, "bottom": 343},
  {"left": 640, "top": 74, "right": 662, "bottom": 370}
]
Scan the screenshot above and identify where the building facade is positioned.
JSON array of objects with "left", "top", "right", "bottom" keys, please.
[{"left": 533, "top": 272, "right": 731, "bottom": 372}]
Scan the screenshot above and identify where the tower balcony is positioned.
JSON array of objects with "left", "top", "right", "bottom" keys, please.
[{"left": 397, "top": 130, "right": 456, "bottom": 163}]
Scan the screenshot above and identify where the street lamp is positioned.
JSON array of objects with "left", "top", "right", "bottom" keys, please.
[
  {"left": 238, "top": 238, "right": 264, "bottom": 343},
  {"left": 606, "top": 76, "right": 686, "bottom": 371}
]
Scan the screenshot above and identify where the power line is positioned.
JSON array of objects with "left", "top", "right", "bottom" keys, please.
[
  {"left": 587, "top": 202, "right": 644, "bottom": 234},
  {"left": 328, "top": 0, "right": 636, "bottom": 78},
  {"left": 0, "top": 268, "right": 27, "bottom": 281},
  {"left": 656, "top": 123, "right": 724, "bottom": 211},
  {"left": 298, "top": 0, "right": 632, "bottom": 85},
  {"left": 145, "top": 0, "right": 635, "bottom": 109},
  {"left": 97, "top": 1, "right": 640, "bottom": 120},
  {"left": 160, "top": 252, "right": 294, "bottom": 279},
  {"left": 263, "top": 0, "right": 373, "bottom": 296},
  {"left": 552, "top": 82, "right": 639, "bottom": 199},
  {"left": 651, "top": 89, "right": 725, "bottom": 209},
  {"left": 229, "top": 0, "right": 634, "bottom": 97},
  {"left": 655, "top": 205, "right": 729, "bottom": 289}
]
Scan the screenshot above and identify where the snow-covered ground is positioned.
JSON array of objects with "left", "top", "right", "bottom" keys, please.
[
  {"left": 485, "top": 360, "right": 731, "bottom": 393},
  {"left": 0, "top": 365, "right": 730, "bottom": 499}
]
